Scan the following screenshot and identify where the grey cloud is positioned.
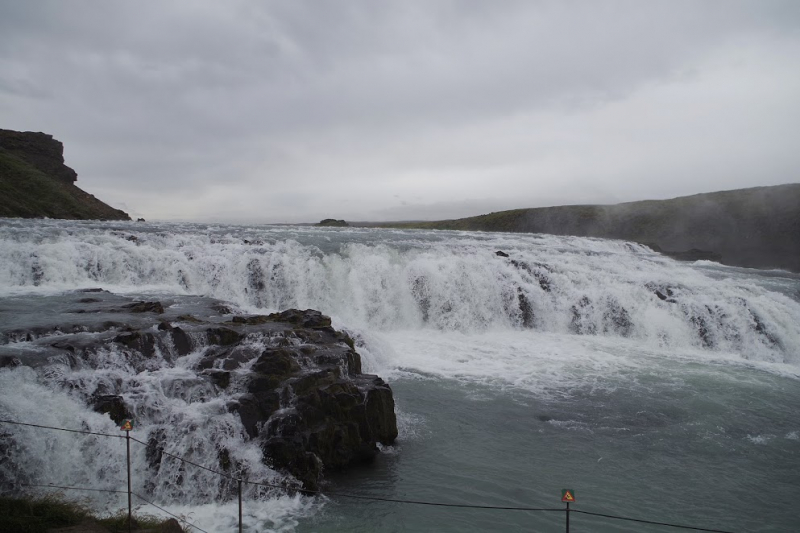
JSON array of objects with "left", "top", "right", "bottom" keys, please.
[{"left": 1, "top": 1, "right": 798, "bottom": 222}]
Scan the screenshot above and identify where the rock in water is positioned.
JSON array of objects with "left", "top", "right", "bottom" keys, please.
[
  {"left": 220, "top": 309, "right": 398, "bottom": 489},
  {"left": 0, "top": 293, "right": 398, "bottom": 491},
  {"left": 92, "top": 394, "right": 130, "bottom": 424}
]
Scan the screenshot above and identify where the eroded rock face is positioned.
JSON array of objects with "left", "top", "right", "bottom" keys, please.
[
  {"left": 210, "top": 309, "right": 398, "bottom": 489},
  {"left": 0, "top": 128, "right": 130, "bottom": 220},
  {"left": 92, "top": 394, "right": 130, "bottom": 424},
  {"left": 0, "top": 129, "right": 77, "bottom": 184},
  {"left": 0, "top": 295, "right": 398, "bottom": 491}
]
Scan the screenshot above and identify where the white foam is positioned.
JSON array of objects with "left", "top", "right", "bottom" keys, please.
[
  {"left": 2, "top": 221, "right": 797, "bottom": 369},
  {"left": 0, "top": 360, "right": 321, "bottom": 522},
  {"left": 132, "top": 496, "right": 319, "bottom": 533},
  {"left": 746, "top": 434, "right": 775, "bottom": 445},
  {"left": 354, "top": 327, "right": 800, "bottom": 398}
]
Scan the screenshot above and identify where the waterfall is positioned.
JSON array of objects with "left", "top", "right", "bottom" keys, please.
[{"left": 1, "top": 219, "right": 798, "bottom": 365}]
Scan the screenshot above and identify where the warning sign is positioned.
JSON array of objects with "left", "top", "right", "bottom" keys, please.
[
  {"left": 561, "top": 489, "right": 575, "bottom": 503},
  {"left": 119, "top": 419, "right": 134, "bottom": 431}
]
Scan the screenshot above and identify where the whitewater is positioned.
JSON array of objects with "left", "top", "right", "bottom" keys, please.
[{"left": 1, "top": 219, "right": 799, "bottom": 532}]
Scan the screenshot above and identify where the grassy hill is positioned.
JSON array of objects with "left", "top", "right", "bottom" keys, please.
[
  {"left": 375, "top": 184, "right": 800, "bottom": 272},
  {"left": 0, "top": 143, "right": 129, "bottom": 221}
]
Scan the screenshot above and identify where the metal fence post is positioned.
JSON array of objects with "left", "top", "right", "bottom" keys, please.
[
  {"left": 238, "top": 478, "right": 243, "bottom": 533},
  {"left": 126, "top": 429, "right": 132, "bottom": 533}
]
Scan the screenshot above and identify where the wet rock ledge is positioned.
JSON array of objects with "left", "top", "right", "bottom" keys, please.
[
  {"left": 0, "top": 293, "right": 398, "bottom": 490},
  {"left": 216, "top": 309, "right": 398, "bottom": 489}
]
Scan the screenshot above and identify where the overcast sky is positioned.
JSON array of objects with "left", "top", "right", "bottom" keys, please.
[{"left": 1, "top": 1, "right": 798, "bottom": 223}]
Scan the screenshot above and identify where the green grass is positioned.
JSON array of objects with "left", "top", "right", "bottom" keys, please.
[
  {"left": 0, "top": 149, "right": 129, "bottom": 220},
  {"left": 0, "top": 494, "right": 90, "bottom": 532},
  {"left": 0, "top": 495, "right": 187, "bottom": 533},
  {"left": 97, "top": 510, "right": 185, "bottom": 532}
]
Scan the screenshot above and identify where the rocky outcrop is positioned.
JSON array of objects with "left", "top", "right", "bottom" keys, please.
[
  {"left": 0, "top": 128, "right": 130, "bottom": 220},
  {"left": 0, "top": 129, "right": 77, "bottom": 184},
  {"left": 0, "top": 293, "right": 398, "bottom": 491},
  {"left": 92, "top": 395, "right": 131, "bottom": 424},
  {"left": 317, "top": 219, "right": 349, "bottom": 227},
  {"left": 202, "top": 309, "right": 397, "bottom": 489}
]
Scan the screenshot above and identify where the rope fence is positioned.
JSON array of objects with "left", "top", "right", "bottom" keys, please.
[{"left": 0, "top": 418, "right": 741, "bottom": 533}]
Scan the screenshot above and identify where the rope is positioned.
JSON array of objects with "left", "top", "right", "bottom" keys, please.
[
  {"left": 244, "top": 477, "right": 563, "bottom": 511},
  {"left": 133, "top": 492, "right": 209, "bottom": 533},
  {"left": 0, "top": 417, "right": 747, "bottom": 532},
  {"left": 0, "top": 418, "right": 125, "bottom": 439},
  {"left": 329, "top": 492, "right": 564, "bottom": 512},
  {"left": 572, "top": 509, "right": 739, "bottom": 533},
  {"left": 128, "top": 435, "right": 238, "bottom": 481},
  {"left": 14, "top": 482, "right": 128, "bottom": 495}
]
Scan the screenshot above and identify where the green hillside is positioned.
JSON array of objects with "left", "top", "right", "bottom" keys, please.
[
  {"left": 375, "top": 184, "right": 800, "bottom": 272},
  {"left": 0, "top": 146, "right": 129, "bottom": 220}
]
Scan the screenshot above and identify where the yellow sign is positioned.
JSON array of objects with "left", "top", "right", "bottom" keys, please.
[
  {"left": 561, "top": 489, "right": 575, "bottom": 503},
  {"left": 119, "top": 420, "right": 133, "bottom": 431}
]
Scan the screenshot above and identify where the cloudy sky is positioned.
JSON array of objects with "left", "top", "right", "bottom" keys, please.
[{"left": 1, "top": 1, "right": 798, "bottom": 223}]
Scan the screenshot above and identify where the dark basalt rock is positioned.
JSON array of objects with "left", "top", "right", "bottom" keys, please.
[
  {"left": 0, "top": 356, "right": 22, "bottom": 369},
  {"left": 92, "top": 395, "right": 130, "bottom": 424},
  {"left": 266, "top": 308, "right": 333, "bottom": 329},
  {"left": 1, "top": 293, "right": 399, "bottom": 492},
  {"left": 509, "top": 258, "right": 553, "bottom": 293},
  {"left": 603, "top": 299, "right": 632, "bottom": 337},
  {"left": 206, "top": 327, "right": 243, "bottom": 346},
  {"left": 211, "top": 310, "right": 397, "bottom": 490},
  {"left": 204, "top": 369, "right": 231, "bottom": 389},
  {"left": 517, "top": 288, "right": 534, "bottom": 328},
  {"left": 123, "top": 301, "right": 165, "bottom": 314},
  {"left": 0, "top": 129, "right": 77, "bottom": 184},
  {"left": 113, "top": 331, "right": 158, "bottom": 359}
]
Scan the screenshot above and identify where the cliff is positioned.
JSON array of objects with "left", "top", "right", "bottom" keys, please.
[
  {"left": 378, "top": 184, "right": 800, "bottom": 272},
  {"left": 0, "top": 128, "right": 129, "bottom": 220}
]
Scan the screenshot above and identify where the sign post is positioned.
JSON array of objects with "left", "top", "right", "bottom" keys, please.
[
  {"left": 120, "top": 420, "right": 134, "bottom": 533},
  {"left": 561, "top": 489, "right": 575, "bottom": 533}
]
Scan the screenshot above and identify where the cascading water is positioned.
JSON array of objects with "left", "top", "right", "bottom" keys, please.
[
  {"left": 1, "top": 219, "right": 799, "bottom": 532},
  {"left": 1, "top": 220, "right": 798, "bottom": 361}
]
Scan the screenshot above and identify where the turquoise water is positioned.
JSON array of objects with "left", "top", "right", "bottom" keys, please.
[{"left": 304, "top": 364, "right": 800, "bottom": 532}]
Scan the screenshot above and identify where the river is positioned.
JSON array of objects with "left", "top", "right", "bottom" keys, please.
[{"left": 1, "top": 219, "right": 798, "bottom": 531}]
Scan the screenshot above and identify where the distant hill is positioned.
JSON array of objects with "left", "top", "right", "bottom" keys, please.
[
  {"left": 0, "top": 128, "right": 129, "bottom": 220},
  {"left": 375, "top": 184, "right": 800, "bottom": 272}
]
